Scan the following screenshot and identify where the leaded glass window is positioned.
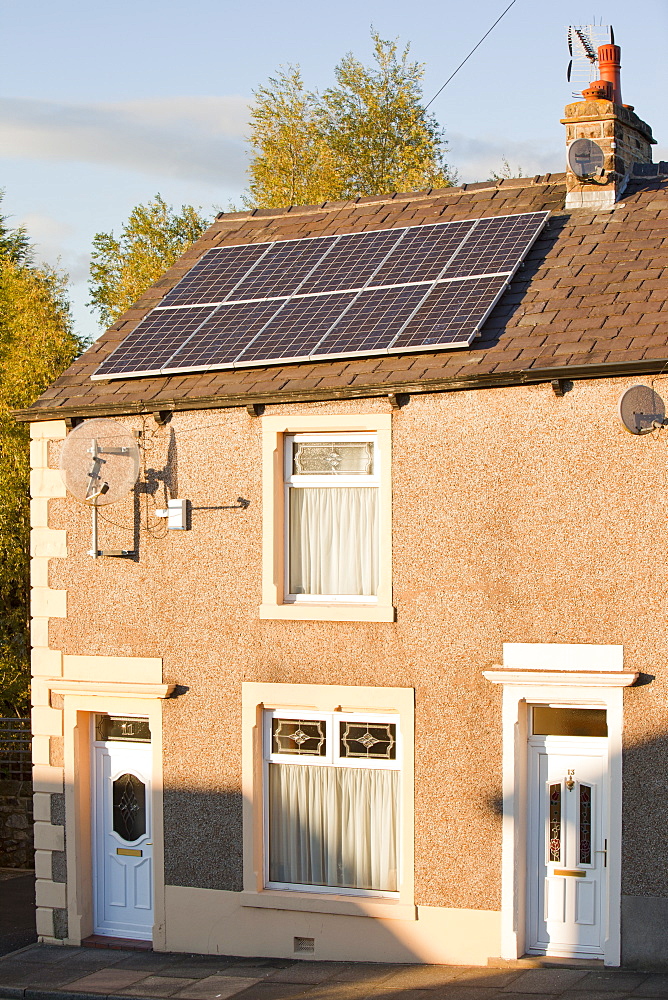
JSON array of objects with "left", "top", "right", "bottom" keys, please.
[
  {"left": 340, "top": 721, "right": 396, "bottom": 760},
  {"left": 265, "top": 709, "right": 401, "bottom": 896},
  {"left": 113, "top": 773, "right": 146, "bottom": 841},
  {"left": 549, "top": 782, "right": 561, "bottom": 863},
  {"left": 292, "top": 441, "right": 373, "bottom": 476},
  {"left": 579, "top": 784, "right": 592, "bottom": 865},
  {"left": 271, "top": 718, "right": 326, "bottom": 756}
]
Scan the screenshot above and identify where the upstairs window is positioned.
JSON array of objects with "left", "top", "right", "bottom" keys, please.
[{"left": 284, "top": 434, "right": 379, "bottom": 603}]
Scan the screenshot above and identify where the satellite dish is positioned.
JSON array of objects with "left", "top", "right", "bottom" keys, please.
[
  {"left": 567, "top": 138, "right": 605, "bottom": 178},
  {"left": 618, "top": 385, "right": 666, "bottom": 435},
  {"left": 59, "top": 418, "right": 140, "bottom": 505}
]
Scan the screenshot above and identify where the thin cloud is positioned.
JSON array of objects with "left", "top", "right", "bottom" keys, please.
[
  {"left": 0, "top": 96, "right": 251, "bottom": 187},
  {"left": 448, "top": 133, "right": 563, "bottom": 184}
]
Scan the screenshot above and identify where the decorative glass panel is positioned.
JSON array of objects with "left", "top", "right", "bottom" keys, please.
[
  {"left": 532, "top": 707, "right": 607, "bottom": 738},
  {"left": 580, "top": 784, "right": 592, "bottom": 864},
  {"left": 272, "top": 718, "right": 326, "bottom": 756},
  {"left": 292, "top": 441, "right": 373, "bottom": 476},
  {"left": 549, "top": 782, "right": 561, "bottom": 863},
  {"left": 113, "top": 773, "right": 146, "bottom": 841},
  {"left": 96, "top": 715, "right": 151, "bottom": 742},
  {"left": 340, "top": 721, "right": 397, "bottom": 760}
]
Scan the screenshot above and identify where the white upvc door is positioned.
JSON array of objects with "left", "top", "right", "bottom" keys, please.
[
  {"left": 93, "top": 742, "right": 153, "bottom": 941},
  {"left": 527, "top": 738, "right": 608, "bottom": 958}
]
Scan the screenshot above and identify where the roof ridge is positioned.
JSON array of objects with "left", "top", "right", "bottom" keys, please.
[{"left": 214, "top": 174, "right": 567, "bottom": 225}]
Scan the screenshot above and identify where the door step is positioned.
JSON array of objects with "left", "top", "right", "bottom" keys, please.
[
  {"left": 489, "top": 956, "right": 605, "bottom": 969},
  {"left": 82, "top": 934, "right": 152, "bottom": 952}
]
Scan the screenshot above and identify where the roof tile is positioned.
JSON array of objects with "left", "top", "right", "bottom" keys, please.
[{"left": 18, "top": 175, "right": 668, "bottom": 419}]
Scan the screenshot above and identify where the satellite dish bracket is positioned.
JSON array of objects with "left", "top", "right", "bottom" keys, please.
[{"left": 88, "top": 505, "right": 136, "bottom": 559}]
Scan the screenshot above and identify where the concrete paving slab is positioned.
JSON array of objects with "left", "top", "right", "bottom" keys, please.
[
  {"left": 377, "top": 967, "right": 467, "bottom": 989},
  {"left": 267, "top": 967, "right": 351, "bottom": 986},
  {"left": 117, "top": 976, "right": 198, "bottom": 997},
  {"left": 227, "top": 984, "right": 314, "bottom": 1000},
  {"left": 631, "top": 979, "right": 668, "bottom": 997},
  {"left": 559, "top": 991, "right": 635, "bottom": 1000},
  {"left": 448, "top": 972, "right": 523, "bottom": 989},
  {"left": 503, "top": 970, "right": 589, "bottom": 993},
  {"left": 158, "top": 968, "right": 235, "bottom": 981},
  {"left": 113, "top": 958, "right": 186, "bottom": 974},
  {"left": 14, "top": 947, "right": 75, "bottom": 965},
  {"left": 173, "top": 979, "right": 268, "bottom": 1000},
  {"left": 65, "top": 970, "right": 153, "bottom": 993},
  {"left": 212, "top": 971, "right": 281, "bottom": 982},
  {"left": 417, "top": 987, "right": 503, "bottom": 1000},
  {"left": 579, "top": 976, "right": 649, "bottom": 993}
]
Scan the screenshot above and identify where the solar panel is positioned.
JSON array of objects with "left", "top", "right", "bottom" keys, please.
[
  {"left": 311, "top": 286, "right": 428, "bottom": 359},
  {"left": 298, "top": 229, "right": 404, "bottom": 295},
  {"left": 160, "top": 244, "right": 271, "bottom": 307},
  {"left": 444, "top": 214, "right": 546, "bottom": 278},
  {"left": 161, "top": 301, "right": 284, "bottom": 373},
  {"left": 391, "top": 275, "right": 509, "bottom": 351},
  {"left": 236, "top": 292, "right": 357, "bottom": 365},
  {"left": 371, "top": 220, "right": 475, "bottom": 287},
  {"left": 91, "top": 210, "right": 549, "bottom": 381},
  {"left": 94, "top": 306, "right": 216, "bottom": 379},
  {"left": 227, "top": 238, "right": 335, "bottom": 302}
]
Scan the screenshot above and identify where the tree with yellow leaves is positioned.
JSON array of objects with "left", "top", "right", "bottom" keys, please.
[
  {"left": 245, "top": 32, "right": 452, "bottom": 209},
  {"left": 0, "top": 194, "right": 84, "bottom": 714},
  {"left": 88, "top": 194, "right": 210, "bottom": 329}
]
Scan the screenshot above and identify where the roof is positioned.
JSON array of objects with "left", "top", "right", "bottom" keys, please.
[{"left": 17, "top": 171, "right": 668, "bottom": 421}]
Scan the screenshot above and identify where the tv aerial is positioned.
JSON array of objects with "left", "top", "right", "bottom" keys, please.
[
  {"left": 59, "top": 418, "right": 140, "bottom": 557},
  {"left": 618, "top": 385, "right": 666, "bottom": 435},
  {"left": 567, "top": 24, "right": 613, "bottom": 98}
]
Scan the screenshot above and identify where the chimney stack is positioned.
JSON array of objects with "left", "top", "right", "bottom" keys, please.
[{"left": 562, "top": 39, "right": 655, "bottom": 210}]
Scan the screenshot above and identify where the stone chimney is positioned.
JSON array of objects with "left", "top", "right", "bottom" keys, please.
[{"left": 562, "top": 41, "right": 656, "bottom": 210}]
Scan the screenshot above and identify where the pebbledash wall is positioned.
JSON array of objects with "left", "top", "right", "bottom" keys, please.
[{"left": 30, "top": 377, "right": 668, "bottom": 962}]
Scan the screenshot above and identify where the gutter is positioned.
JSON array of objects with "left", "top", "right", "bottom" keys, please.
[{"left": 13, "top": 356, "right": 668, "bottom": 423}]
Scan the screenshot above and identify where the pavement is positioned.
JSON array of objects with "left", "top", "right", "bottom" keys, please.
[
  {"left": 0, "top": 872, "right": 36, "bottom": 957},
  {"left": 0, "top": 946, "right": 666, "bottom": 1000}
]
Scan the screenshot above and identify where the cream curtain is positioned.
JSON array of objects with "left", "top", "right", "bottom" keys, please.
[
  {"left": 268, "top": 763, "right": 398, "bottom": 891},
  {"left": 289, "top": 487, "right": 378, "bottom": 596}
]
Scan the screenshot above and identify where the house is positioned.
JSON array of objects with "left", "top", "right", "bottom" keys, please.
[{"left": 18, "top": 41, "right": 668, "bottom": 969}]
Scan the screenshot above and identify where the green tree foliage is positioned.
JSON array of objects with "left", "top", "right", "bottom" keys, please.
[
  {"left": 245, "top": 32, "right": 452, "bottom": 209},
  {"left": 88, "top": 194, "right": 211, "bottom": 329},
  {"left": 0, "top": 194, "right": 84, "bottom": 715}
]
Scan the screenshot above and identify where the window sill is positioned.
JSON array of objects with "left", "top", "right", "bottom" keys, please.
[
  {"left": 259, "top": 603, "right": 396, "bottom": 622},
  {"left": 240, "top": 889, "right": 416, "bottom": 921}
]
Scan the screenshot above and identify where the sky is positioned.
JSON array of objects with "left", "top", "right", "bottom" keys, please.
[{"left": 1, "top": 0, "right": 667, "bottom": 344}]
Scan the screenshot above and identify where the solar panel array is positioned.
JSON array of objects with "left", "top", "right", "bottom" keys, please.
[{"left": 92, "top": 211, "right": 549, "bottom": 381}]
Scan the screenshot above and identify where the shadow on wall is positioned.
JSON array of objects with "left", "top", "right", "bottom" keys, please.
[{"left": 158, "top": 713, "right": 668, "bottom": 969}]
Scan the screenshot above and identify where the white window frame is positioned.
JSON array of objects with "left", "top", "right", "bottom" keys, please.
[
  {"left": 259, "top": 414, "right": 394, "bottom": 622},
  {"left": 283, "top": 433, "right": 380, "bottom": 605},
  {"left": 263, "top": 707, "right": 401, "bottom": 898}
]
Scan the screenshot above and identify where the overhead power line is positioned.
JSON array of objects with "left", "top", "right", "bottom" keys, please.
[{"left": 424, "top": 0, "right": 519, "bottom": 110}]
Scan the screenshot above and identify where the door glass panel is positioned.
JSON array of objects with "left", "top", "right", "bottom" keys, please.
[
  {"left": 549, "top": 782, "right": 561, "bottom": 863},
  {"left": 113, "top": 773, "right": 146, "bottom": 841},
  {"left": 96, "top": 715, "right": 151, "bottom": 742},
  {"left": 532, "top": 707, "right": 607, "bottom": 738},
  {"left": 579, "top": 784, "right": 592, "bottom": 864}
]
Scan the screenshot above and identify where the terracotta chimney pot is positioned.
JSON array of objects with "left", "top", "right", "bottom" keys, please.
[
  {"left": 597, "top": 43, "right": 622, "bottom": 104},
  {"left": 582, "top": 79, "right": 613, "bottom": 101}
]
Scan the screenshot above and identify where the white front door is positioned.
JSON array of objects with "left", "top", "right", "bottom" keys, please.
[
  {"left": 93, "top": 722, "right": 153, "bottom": 941},
  {"left": 527, "top": 737, "right": 608, "bottom": 958}
]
